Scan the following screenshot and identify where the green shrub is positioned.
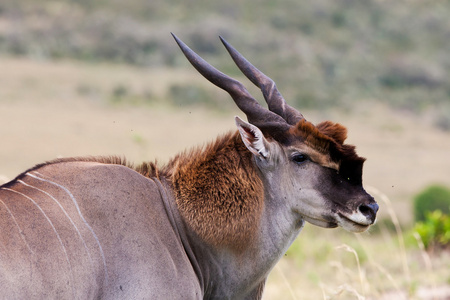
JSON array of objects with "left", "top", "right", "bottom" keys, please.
[
  {"left": 413, "top": 185, "right": 450, "bottom": 222},
  {"left": 413, "top": 210, "right": 450, "bottom": 250}
]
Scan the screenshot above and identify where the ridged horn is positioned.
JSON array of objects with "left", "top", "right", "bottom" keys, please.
[
  {"left": 171, "top": 33, "right": 289, "bottom": 131},
  {"left": 219, "top": 36, "right": 303, "bottom": 125}
]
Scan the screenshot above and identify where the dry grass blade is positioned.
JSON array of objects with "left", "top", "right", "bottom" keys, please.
[
  {"left": 366, "top": 186, "right": 411, "bottom": 284},
  {"left": 370, "top": 261, "right": 402, "bottom": 296},
  {"left": 335, "top": 244, "right": 365, "bottom": 296},
  {"left": 319, "top": 282, "right": 366, "bottom": 300},
  {"left": 274, "top": 264, "right": 298, "bottom": 300},
  {"left": 354, "top": 234, "right": 402, "bottom": 297},
  {"left": 413, "top": 232, "right": 437, "bottom": 299}
]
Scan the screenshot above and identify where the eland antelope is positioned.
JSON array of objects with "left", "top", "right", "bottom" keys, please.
[{"left": 0, "top": 34, "right": 378, "bottom": 299}]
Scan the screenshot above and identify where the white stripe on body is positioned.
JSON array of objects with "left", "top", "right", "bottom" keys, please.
[
  {"left": 28, "top": 171, "right": 109, "bottom": 284},
  {"left": 2, "top": 187, "right": 76, "bottom": 298},
  {"left": 18, "top": 179, "right": 96, "bottom": 270},
  {"left": 0, "top": 198, "right": 34, "bottom": 254}
]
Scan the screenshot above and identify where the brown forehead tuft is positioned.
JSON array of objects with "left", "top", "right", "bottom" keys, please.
[
  {"left": 288, "top": 119, "right": 366, "bottom": 184},
  {"left": 288, "top": 119, "right": 336, "bottom": 153},
  {"left": 315, "top": 121, "right": 348, "bottom": 145}
]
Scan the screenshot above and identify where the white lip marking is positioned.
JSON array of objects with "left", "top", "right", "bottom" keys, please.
[
  {"left": 18, "top": 179, "right": 95, "bottom": 269},
  {"left": 341, "top": 211, "right": 373, "bottom": 226},
  {"left": 335, "top": 214, "right": 370, "bottom": 233},
  {"left": 29, "top": 172, "right": 109, "bottom": 283},
  {"left": 2, "top": 187, "right": 75, "bottom": 298},
  {"left": 0, "top": 197, "right": 34, "bottom": 254}
]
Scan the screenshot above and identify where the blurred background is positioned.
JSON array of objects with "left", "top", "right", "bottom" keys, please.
[{"left": 0, "top": 0, "right": 449, "bottom": 298}]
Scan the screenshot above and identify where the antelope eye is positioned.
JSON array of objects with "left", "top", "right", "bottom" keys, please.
[{"left": 292, "top": 154, "right": 309, "bottom": 164}]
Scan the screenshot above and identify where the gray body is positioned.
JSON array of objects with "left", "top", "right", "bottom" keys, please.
[
  {"left": 0, "top": 162, "right": 202, "bottom": 299},
  {"left": 0, "top": 161, "right": 301, "bottom": 299}
]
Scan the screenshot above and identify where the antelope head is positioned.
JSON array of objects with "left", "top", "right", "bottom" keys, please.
[{"left": 172, "top": 34, "right": 378, "bottom": 233}]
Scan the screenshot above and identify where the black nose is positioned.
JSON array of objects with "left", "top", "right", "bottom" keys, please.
[{"left": 358, "top": 203, "right": 379, "bottom": 223}]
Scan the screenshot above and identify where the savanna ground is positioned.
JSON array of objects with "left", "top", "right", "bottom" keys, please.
[{"left": 1, "top": 56, "right": 449, "bottom": 299}]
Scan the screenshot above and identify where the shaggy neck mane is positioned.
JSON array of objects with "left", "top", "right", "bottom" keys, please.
[{"left": 168, "top": 131, "right": 264, "bottom": 251}]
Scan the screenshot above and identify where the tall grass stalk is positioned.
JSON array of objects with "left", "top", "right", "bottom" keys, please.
[
  {"left": 366, "top": 186, "right": 411, "bottom": 284},
  {"left": 319, "top": 282, "right": 365, "bottom": 300},
  {"left": 354, "top": 234, "right": 402, "bottom": 296},
  {"left": 413, "top": 232, "right": 437, "bottom": 299},
  {"left": 413, "top": 232, "right": 433, "bottom": 278},
  {"left": 275, "top": 264, "right": 298, "bottom": 300},
  {"left": 322, "top": 244, "right": 366, "bottom": 299},
  {"left": 336, "top": 244, "right": 365, "bottom": 295}
]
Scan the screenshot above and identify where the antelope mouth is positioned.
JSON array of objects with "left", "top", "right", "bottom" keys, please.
[
  {"left": 298, "top": 211, "right": 373, "bottom": 232},
  {"left": 301, "top": 214, "right": 338, "bottom": 229},
  {"left": 336, "top": 213, "right": 372, "bottom": 233}
]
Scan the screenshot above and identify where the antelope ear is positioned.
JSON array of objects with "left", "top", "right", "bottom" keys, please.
[{"left": 235, "top": 116, "right": 270, "bottom": 159}]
